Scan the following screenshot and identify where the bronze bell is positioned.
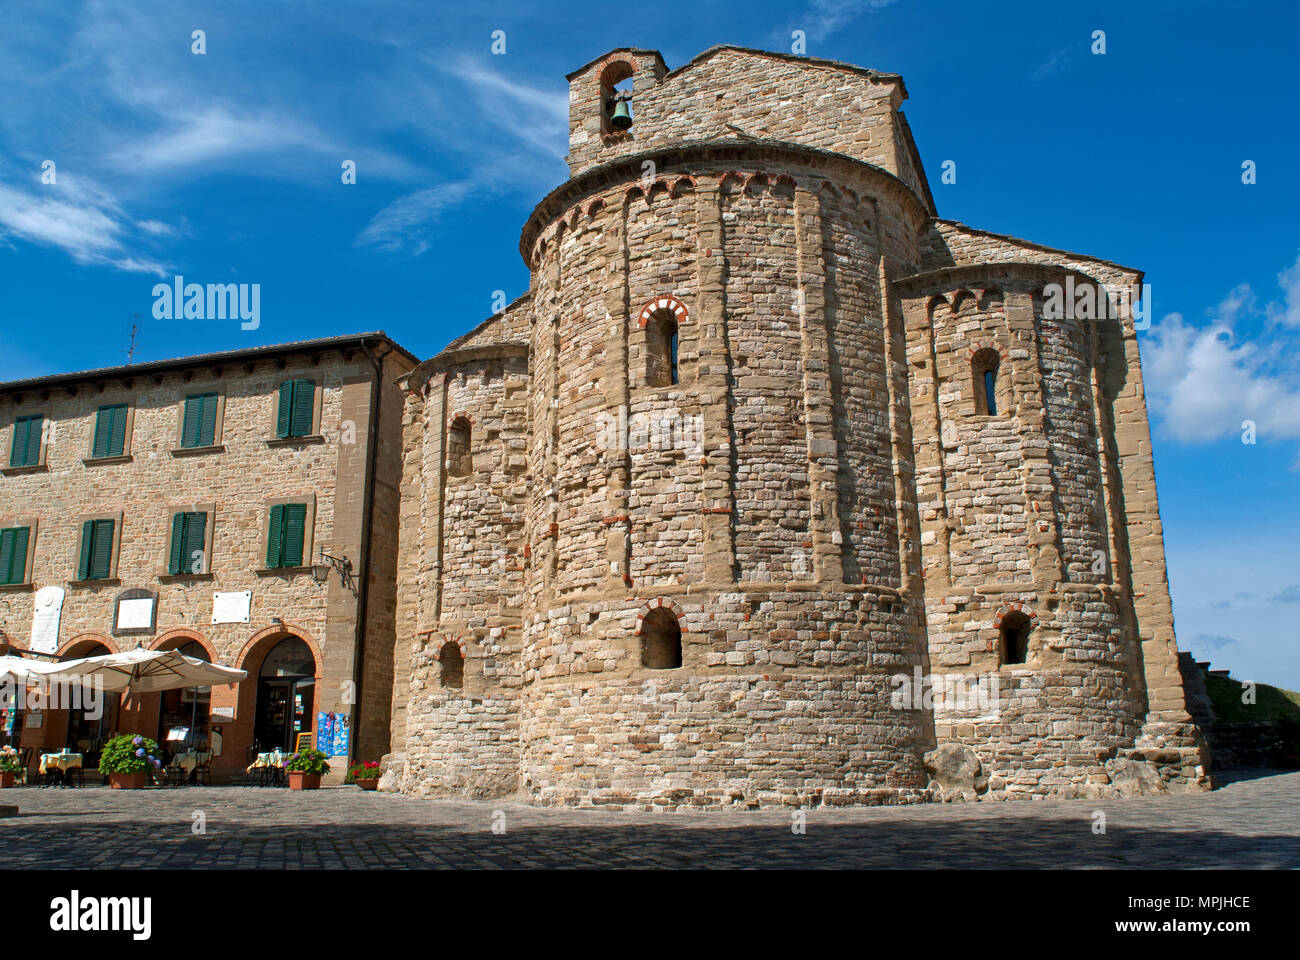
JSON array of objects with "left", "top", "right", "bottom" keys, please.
[{"left": 609, "top": 97, "right": 633, "bottom": 130}]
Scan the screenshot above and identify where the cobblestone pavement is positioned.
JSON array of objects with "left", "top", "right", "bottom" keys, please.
[{"left": 3, "top": 769, "right": 1298, "bottom": 869}]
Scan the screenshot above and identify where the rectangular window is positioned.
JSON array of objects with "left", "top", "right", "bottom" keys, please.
[
  {"left": 265, "top": 503, "right": 308, "bottom": 568},
  {"left": 276, "top": 379, "right": 315, "bottom": 438},
  {"left": 0, "top": 526, "right": 30, "bottom": 585},
  {"left": 168, "top": 511, "right": 208, "bottom": 575},
  {"left": 180, "top": 393, "right": 219, "bottom": 448},
  {"left": 77, "top": 518, "right": 116, "bottom": 581},
  {"left": 92, "top": 404, "right": 129, "bottom": 458},
  {"left": 9, "top": 414, "right": 43, "bottom": 467}
]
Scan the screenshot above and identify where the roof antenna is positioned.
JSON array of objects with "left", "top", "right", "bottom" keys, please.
[{"left": 124, "top": 314, "right": 140, "bottom": 365}]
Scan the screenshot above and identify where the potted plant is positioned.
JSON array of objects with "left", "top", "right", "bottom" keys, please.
[
  {"left": 345, "top": 760, "right": 382, "bottom": 790},
  {"left": 0, "top": 744, "right": 21, "bottom": 788},
  {"left": 99, "top": 734, "right": 163, "bottom": 789},
  {"left": 285, "top": 748, "right": 330, "bottom": 791}
]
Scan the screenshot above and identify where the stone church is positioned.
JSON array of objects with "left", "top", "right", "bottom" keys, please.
[{"left": 383, "top": 45, "right": 1210, "bottom": 808}]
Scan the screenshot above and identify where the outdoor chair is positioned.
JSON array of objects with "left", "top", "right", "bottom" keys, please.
[
  {"left": 193, "top": 749, "right": 213, "bottom": 785},
  {"left": 17, "top": 747, "right": 34, "bottom": 786},
  {"left": 162, "top": 762, "right": 187, "bottom": 788}
]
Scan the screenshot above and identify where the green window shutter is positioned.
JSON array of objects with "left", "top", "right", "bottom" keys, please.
[
  {"left": 168, "top": 513, "right": 185, "bottom": 575},
  {"left": 281, "top": 503, "right": 307, "bottom": 567},
  {"left": 8, "top": 418, "right": 22, "bottom": 466},
  {"left": 183, "top": 511, "right": 207, "bottom": 573},
  {"left": 181, "top": 396, "right": 201, "bottom": 448},
  {"left": 10, "top": 415, "right": 41, "bottom": 467},
  {"left": 266, "top": 504, "right": 285, "bottom": 568},
  {"left": 109, "top": 404, "right": 127, "bottom": 455},
  {"left": 276, "top": 382, "right": 293, "bottom": 438},
  {"left": 0, "top": 528, "right": 23, "bottom": 585},
  {"left": 77, "top": 520, "right": 95, "bottom": 580},
  {"left": 89, "top": 519, "right": 115, "bottom": 580},
  {"left": 93, "top": 405, "right": 127, "bottom": 458},
  {"left": 93, "top": 408, "right": 111, "bottom": 458},
  {"left": 290, "top": 380, "right": 314, "bottom": 437},
  {"left": 199, "top": 393, "right": 218, "bottom": 446}
]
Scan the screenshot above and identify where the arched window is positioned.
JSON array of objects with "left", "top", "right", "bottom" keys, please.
[
  {"left": 644, "top": 310, "right": 679, "bottom": 387},
  {"left": 999, "top": 611, "right": 1032, "bottom": 665},
  {"left": 439, "top": 642, "right": 464, "bottom": 689},
  {"left": 640, "top": 608, "right": 682, "bottom": 669},
  {"left": 971, "top": 349, "right": 1001, "bottom": 416},
  {"left": 447, "top": 417, "right": 472, "bottom": 477}
]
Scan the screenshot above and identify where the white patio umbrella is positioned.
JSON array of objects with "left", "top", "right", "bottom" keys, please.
[
  {"left": 46, "top": 647, "right": 245, "bottom": 694},
  {"left": 0, "top": 654, "right": 71, "bottom": 685}
]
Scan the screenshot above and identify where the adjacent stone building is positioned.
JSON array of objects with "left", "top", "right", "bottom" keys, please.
[
  {"left": 386, "top": 45, "right": 1210, "bottom": 807},
  {"left": 0, "top": 333, "right": 415, "bottom": 780}
]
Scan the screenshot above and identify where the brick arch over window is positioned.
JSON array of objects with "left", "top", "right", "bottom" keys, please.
[
  {"left": 151, "top": 629, "right": 216, "bottom": 661},
  {"left": 634, "top": 597, "right": 686, "bottom": 633},
  {"left": 437, "top": 638, "right": 465, "bottom": 689},
  {"left": 637, "top": 295, "right": 688, "bottom": 330},
  {"left": 636, "top": 600, "right": 684, "bottom": 670},
  {"left": 992, "top": 602, "right": 1039, "bottom": 630},
  {"left": 994, "top": 604, "right": 1037, "bottom": 665},
  {"left": 58, "top": 633, "right": 118, "bottom": 658},
  {"left": 234, "top": 625, "right": 323, "bottom": 678}
]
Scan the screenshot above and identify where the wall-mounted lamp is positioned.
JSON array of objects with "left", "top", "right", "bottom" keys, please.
[{"left": 312, "top": 551, "right": 354, "bottom": 589}]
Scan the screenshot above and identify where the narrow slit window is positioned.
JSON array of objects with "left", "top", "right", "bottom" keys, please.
[
  {"left": 1000, "top": 612, "right": 1032, "bottom": 665},
  {"left": 439, "top": 642, "right": 464, "bottom": 688},
  {"left": 971, "top": 349, "right": 1002, "bottom": 417},
  {"left": 447, "top": 417, "right": 473, "bottom": 477},
  {"left": 645, "top": 311, "right": 679, "bottom": 388}
]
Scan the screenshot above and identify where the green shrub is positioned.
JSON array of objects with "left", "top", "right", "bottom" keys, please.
[
  {"left": 99, "top": 735, "right": 163, "bottom": 775},
  {"left": 285, "top": 748, "right": 330, "bottom": 775}
]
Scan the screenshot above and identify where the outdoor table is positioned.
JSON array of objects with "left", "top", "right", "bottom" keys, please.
[
  {"left": 172, "top": 752, "right": 200, "bottom": 776},
  {"left": 246, "top": 751, "right": 287, "bottom": 787},
  {"left": 39, "top": 752, "right": 84, "bottom": 787}
]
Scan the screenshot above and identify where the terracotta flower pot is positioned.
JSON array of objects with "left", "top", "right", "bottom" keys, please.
[
  {"left": 0, "top": 771, "right": 14, "bottom": 789},
  {"left": 288, "top": 771, "right": 321, "bottom": 791},
  {"left": 109, "top": 771, "right": 147, "bottom": 790},
  {"left": 354, "top": 779, "right": 379, "bottom": 791}
]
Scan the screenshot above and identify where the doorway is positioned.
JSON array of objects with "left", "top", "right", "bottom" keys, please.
[
  {"left": 253, "top": 636, "right": 316, "bottom": 752},
  {"left": 156, "top": 640, "right": 212, "bottom": 751}
]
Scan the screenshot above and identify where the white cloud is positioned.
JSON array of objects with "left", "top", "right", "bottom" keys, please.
[
  {"left": 0, "top": 177, "right": 168, "bottom": 274},
  {"left": 355, "top": 182, "right": 474, "bottom": 253},
  {"left": 1144, "top": 253, "right": 1300, "bottom": 446},
  {"left": 797, "top": 0, "right": 901, "bottom": 43},
  {"left": 108, "top": 107, "right": 326, "bottom": 173},
  {"left": 1266, "top": 251, "right": 1300, "bottom": 328}
]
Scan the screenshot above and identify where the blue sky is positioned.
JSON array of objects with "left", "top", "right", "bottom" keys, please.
[{"left": 1, "top": 0, "right": 1297, "bottom": 687}]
